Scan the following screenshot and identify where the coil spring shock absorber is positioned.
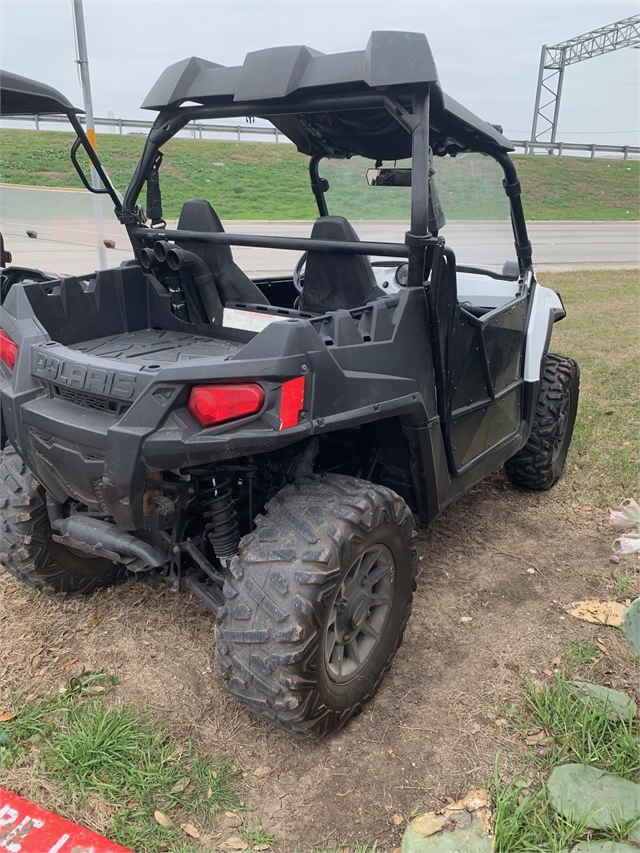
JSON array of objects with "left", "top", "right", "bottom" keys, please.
[{"left": 202, "top": 477, "right": 239, "bottom": 566}]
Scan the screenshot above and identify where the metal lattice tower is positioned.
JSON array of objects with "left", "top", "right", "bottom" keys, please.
[{"left": 531, "top": 16, "right": 640, "bottom": 143}]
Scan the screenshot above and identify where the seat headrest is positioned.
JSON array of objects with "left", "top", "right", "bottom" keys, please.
[
  {"left": 176, "top": 199, "right": 233, "bottom": 277},
  {"left": 177, "top": 198, "right": 226, "bottom": 234},
  {"left": 310, "top": 216, "right": 363, "bottom": 243}
]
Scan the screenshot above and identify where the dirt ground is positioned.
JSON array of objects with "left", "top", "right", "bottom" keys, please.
[{"left": 1, "top": 470, "right": 638, "bottom": 852}]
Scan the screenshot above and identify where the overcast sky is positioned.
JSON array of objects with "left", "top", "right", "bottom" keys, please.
[{"left": 1, "top": 0, "right": 639, "bottom": 145}]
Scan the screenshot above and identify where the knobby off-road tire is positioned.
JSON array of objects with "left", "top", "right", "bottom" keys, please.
[
  {"left": 505, "top": 353, "right": 579, "bottom": 491},
  {"left": 0, "top": 444, "right": 125, "bottom": 594},
  {"left": 217, "top": 474, "right": 418, "bottom": 737}
]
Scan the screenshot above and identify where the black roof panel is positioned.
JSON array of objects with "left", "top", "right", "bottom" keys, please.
[
  {"left": 142, "top": 32, "right": 439, "bottom": 110},
  {"left": 141, "top": 31, "right": 513, "bottom": 158},
  {"left": 0, "top": 70, "right": 80, "bottom": 116}
]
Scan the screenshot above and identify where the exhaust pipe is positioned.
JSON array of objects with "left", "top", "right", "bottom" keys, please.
[
  {"left": 152, "top": 240, "right": 210, "bottom": 325},
  {"left": 52, "top": 515, "right": 167, "bottom": 568},
  {"left": 139, "top": 247, "right": 156, "bottom": 270},
  {"left": 140, "top": 245, "right": 190, "bottom": 322},
  {"left": 153, "top": 239, "right": 169, "bottom": 263}
]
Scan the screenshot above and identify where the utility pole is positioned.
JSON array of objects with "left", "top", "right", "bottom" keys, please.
[{"left": 72, "top": 0, "right": 107, "bottom": 269}]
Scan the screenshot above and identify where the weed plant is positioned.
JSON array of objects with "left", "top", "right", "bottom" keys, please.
[{"left": 564, "top": 640, "right": 602, "bottom": 667}]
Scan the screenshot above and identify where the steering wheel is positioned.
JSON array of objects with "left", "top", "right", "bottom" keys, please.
[{"left": 293, "top": 252, "right": 307, "bottom": 294}]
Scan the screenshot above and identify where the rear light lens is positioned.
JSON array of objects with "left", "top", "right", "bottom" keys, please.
[
  {"left": 279, "top": 376, "right": 306, "bottom": 430},
  {"left": 188, "top": 383, "right": 265, "bottom": 427},
  {"left": 0, "top": 330, "right": 18, "bottom": 371}
]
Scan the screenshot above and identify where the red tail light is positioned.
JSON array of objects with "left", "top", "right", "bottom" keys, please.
[
  {"left": 188, "top": 383, "right": 265, "bottom": 427},
  {"left": 279, "top": 376, "right": 306, "bottom": 430},
  {"left": 0, "top": 330, "right": 18, "bottom": 371}
]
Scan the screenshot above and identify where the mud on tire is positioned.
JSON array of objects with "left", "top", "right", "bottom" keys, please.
[
  {"left": 505, "top": 353, "right": 579, "bottom": 491},
  {"left": 217, "top": 474, "right": 418, "bottom": 738},
  {"left": 0, "top": 445, "right": 125, "bottom": 594}
]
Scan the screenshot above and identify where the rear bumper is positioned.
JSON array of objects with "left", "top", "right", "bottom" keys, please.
[{"left": 3, "top": 339, "right": 316, "bottom": 529}]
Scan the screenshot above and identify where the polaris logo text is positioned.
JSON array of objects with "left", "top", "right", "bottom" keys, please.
[{"left": 33, "top": 354, "right": 136, "bottom": 399}]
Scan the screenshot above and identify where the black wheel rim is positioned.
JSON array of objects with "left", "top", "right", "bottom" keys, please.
[
  {"left": 552, "top": 391, "right": 572, "bottom": 464},
  {"left": 324, "top": 544, "right": 396, "bottom": 684}
]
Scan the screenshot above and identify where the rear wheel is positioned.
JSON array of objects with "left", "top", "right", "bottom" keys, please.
[
  {"left": 217, "top": 474, "right": 418, "bottom": 737},
  {"left": 0, "top": 445, "right": 125, "bottom": 594},
  {"left": 505, "top": 353, "right": 579, "bottom": 490}
]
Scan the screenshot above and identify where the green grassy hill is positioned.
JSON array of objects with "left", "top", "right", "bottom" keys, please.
[{"left": 0, "top": 128, "right": 637, "bottom": 221}]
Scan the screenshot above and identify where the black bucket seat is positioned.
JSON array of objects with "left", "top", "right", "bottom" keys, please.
[
  {"left": 175, "top": 199, "right": 268, "bottom": 306},
  {"left": 299, "top": 216, "right": 386, "bottom": 315}
]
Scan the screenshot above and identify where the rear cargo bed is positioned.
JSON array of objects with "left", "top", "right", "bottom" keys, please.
[
  {"left": 69, "top": 329, "right": 243, "bottom": 366},
  {"left": 13, "top": 263, "right": 252, "bottom": 350}
]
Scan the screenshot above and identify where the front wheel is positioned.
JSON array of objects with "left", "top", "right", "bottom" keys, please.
[
  {"left": 217, "top": 474, "right": 418, "bottom": 737},
  {"left": 505, "top": 352, "right": 579, "bottom": 490}
]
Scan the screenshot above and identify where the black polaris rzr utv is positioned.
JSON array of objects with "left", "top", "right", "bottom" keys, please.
[{"left": 0, "top": 32, "right": 578, "bottom": 737}]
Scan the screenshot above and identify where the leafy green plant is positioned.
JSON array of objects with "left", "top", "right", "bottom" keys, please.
[
  {"left": 493, "top": 765, "right": 594, "bottom": 853},
  {"left": 509, "top": 673, "right": 640, "bottom": 779}
]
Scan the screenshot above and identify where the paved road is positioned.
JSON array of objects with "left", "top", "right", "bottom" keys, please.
[{"left": 2, "top": 221, "right": 638, "bottom": 278}]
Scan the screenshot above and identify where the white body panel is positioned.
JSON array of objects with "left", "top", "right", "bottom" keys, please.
[{"left": 523, "top": 281, "right": 563, "bottom": 381}]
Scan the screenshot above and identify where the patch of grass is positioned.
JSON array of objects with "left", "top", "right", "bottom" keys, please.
[
  {"left": 1, "top": 128, "right": 637, "bottom": 220},
  {"left": 510, "top": 673, "right": 640, "bottom": 779},
  {"left": 614, "top": 568, "right": 636, "bottom": 597},
  {"left": 564, "top": 639, "right": 602, "bottom": 666},
  {"left": 540, "top": 269, "right": 640, "bottom": 506},
  {"left": 493, "top": 674, "right": 640, "bottom": 851},
  {"left": 243, "top": 823, "right": 276, "bottom": 849},
  {"left": 493, "top": 772, "right": 594, "bottom": 853},
  {"left": 0, "top": 129, "right": 316, "bottom": 220},
  {"left": 0, "top": 674, "right": 242, "bottom": 853},
  {"left": 609, "top": 813, "right": 640, "bottom": 843},
  {"left": 516, "top": 155, "right": 639, "bottom": 221}
]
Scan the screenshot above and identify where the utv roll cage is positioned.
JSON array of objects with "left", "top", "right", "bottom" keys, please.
[
  {"left": 1, "top": 32, "right": 532, "bottom": 292},
  {"left": 119, "top": 32, "right": 532, "bottom": 288}
]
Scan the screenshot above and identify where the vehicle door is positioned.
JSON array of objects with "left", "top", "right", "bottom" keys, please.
[{"left": 426, "top": 153, "right": 531, "bottom": 475}]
